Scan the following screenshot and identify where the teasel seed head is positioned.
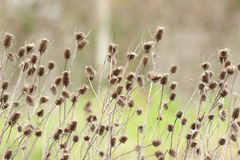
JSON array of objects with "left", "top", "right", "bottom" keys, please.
[
  {"left": 77, "top": 39, "right": 89, "bottom": 50},
  {"left": 136, "top": 75, "right": 144, "bottom": 87},
  {"left": 119, "top": 135, "right": 128, "bottom": 143},
  {"left": 62, "top": 90, "right": 71, "bottom": 98},
  {"left": 136, "top": 108, "right": 142, "bottom": 116},
  {"left": 232, "top": 107, "right": 240, "bottom": 120},
  {"left": 108, "top": 43, "right": 118, "bottom": 54},
  {"left": 13, "top": 101, "right": 19, "bottom": 108},
  {"left": 38, "top": 65, "right": 45, "bottom": 76},
  {"left": 170, "top": 65, "right": 178, "bottom": 74},
  {"left": 190, "top": 141, "right": 197, "bottom": 148},
  {"left": 27, "top": 66, "right": 36, "bottom": 76},
  {"left": 208, "top": 81, "right": 217, "bottom": 90},
  {"left": 201, "top": 73, "right": 209, "bottom": 83},
  {"left": 200, "top": 94, "right": 206, "bottom": 102},
  {"left": 201, "top": 62, "right": 210, "bottom": 71},
  {"left": 237, "top": 64, "right": 240, "bottom": 71},
  {"left": 127, "top": 52, "right": 137, "bottom": 61},
  {"left": 75, "top": 32, "right": 85, "bottom": 41},
  {"left": 226, "top": 66, "right": 235, "bottom": 75},
  {"left": 143, "top": 41, "right": 154, "bottom": 53},
  {"left": 160, "top": 73, "right": 168, "bottom": 85},
  {"left": 219, "top": 109, "right": 227, "bottom": 121},
  {"left": 218, "top": 48, "right": 229, "bottom": 63},
  {"left": 17, "top": 47, "right": 25, "bottom": 58},
  {"left": 219, "top": 70, "right": 227, "bottom": 80},
  {"left": 109, "top": 76, "right": 118, "bottom": 85},
  {"left": 60, "top": 153, "right": 69, "bottom": 160},
  {"left": 155, "top": 150, "right": 163, "bottom": 158},
  {"left": 50, "top": 85, "right": 57, "bottom": 95},
  {"left": 168, "top": 149, "right": 177, "bottom": 157},
  {"left": 26, "top": 95, "right": 34, "bottom": 107},
  {"left": 23, "top": 124, "right": 34, "bottom": 136},
  {"left": 138, "top": 125, "right": 144, "bottom": 133},
  {"left": 85, "top": 66, "right": 96, "bottom": 81},
  {"left": 64, "top": 48, "right": 71, "bottom": 59},
  {"left": 55, "top": 76, "right": 62, "bottom": 86},
  {"left": 111, "top": 137, "right": 117, "bottom": 147},
  {"left": 8, "top": 112, "right": 21, "bottom": 126},
  {"left": 176, "top": 110, "right": 183, "bottom": 119},
  {"left": 127, "top": 99, "right": 134, "bottom": 108},
  {"left": 218, "top": 137, "right": 226, "bottom": 145},
  {"left": 198, "top": 81, "right": 206, "bottom": 91},
  {"left": 36, "top": 109, "right": 44, "bottom": 117},
  {"left": 181, "top": 117, "right": 187, "bottom": 125},
  {"left": 169, "top": 92, "right": 176, "bottom": 101},
  {"left": 170, "top": 81, "right": 177, "bottom": 90},
  {"left": 38, "top": 39, "right": 48, "bottom": 54},
  {"left": 55, "top": 96, "right": 64, "bottom": 106},
  {"left": 71, "top": 93, "right": 78, "bottom": 103},
  {"left": 208, "top": 114, "right": 214, "bottom": 121},
  {"left": 17, "top": 125, "right": 22, "bottom": 132},
  {"left": 68, "top": 120, "right": 78, "bottom": 132},
  {"left": 7, "top": 52, "right": 15, "bottom": 62},
  {"left": 220, "top": 88, "right": 228, "bottom": 98},
  {"left": 147, "top": 71, "right": 161, "bottom": 83},
  {"left": 126, "top": 72, "right": 135, "bottom": 81},
  {"left": 142, "top": 56, "right": 149, "bottom": 66},
  {"left": 73, "top": 135, "right": 79, "bottom": 143},
  {"left": 62, "top": 71, "right": 70, "bottom": 86},
  {"left": 26, "top": 43, "right": 35, "bottom": 54},
  {"left": 48, "top": 61, "right": 55, "bottom": 70},
  {"left": 224, "top": 60, "right": 232, "bottom": 68},
  {"left": 35, "top": 130, "right": 42, "bottom": 137},
  {"left": 3, "top": 33, "right": 14, "bottom": 49},
  {"left": 152, "top": 139, "right": 162, "bottom": 147},
  {"left": 99, "top": 151, "right": 104, "bottom": 157},
  {"left": 157, "top": 115, "right": 163, "bottom": 121},
  {"left": 4, "top": 149, "right": 13, "bottom": 159},
  {"left": 2, "top": 81, "right": 9, "bottom": 90},
  {"left": 125, "top": 80, "right": 133, "bottom": 91},
  {"left": 167, "top": 124, "right": 174, "bottom": 132},
  {"left": 30, "top": 55, "right": 38, "bottom": 65},
  {"left": 78, "top": 84, "right": 89, "bottom": 95},
  {"left": 154, "top": 26, "right": 165, "bottom": 42},
  {"left": 97, "top": 125, "right": 105, "bottom": 135},
  {"left": 163, "top": 102, "right": 169, "bottom": 110}
]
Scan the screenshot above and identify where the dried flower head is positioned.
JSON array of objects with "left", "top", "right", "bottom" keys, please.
[
  {"left": 85, "top": 66, "right": 96, "bottom": 81},
  {"left": 170, "top": 65, "right": 178, "bottom": 74},
  {"left": 62, "top": 71, "right": 70, "bottom": 86},
  {"left": 154, "top": 26, "right": 165, "bottom": 42},
  {"left": 4, "top": 149, "right": 13, "bottom": 159},
  {"left": 8, "top": 112, "right": 21, "bottom": 126},
  {"left": 75, "top": 32, "right": 85, "bottom": 41},
  {"left": 218, "top": 48, "right": 229, "bottom": 63},
  {"left": 38, "top": 39, "right": 49, "bottom": 54},
  {"left": 48, "top": 61, "right": 55, "bottom": 70},
  {"left": 143, "top": 41, "right": 154, "bottom": 53},
  {"left": 77, "top": 39, "right": 89, "bottom": 50},
  {"left": 64, "top": 48, "right": 71, "bottom": 59},
  {"left": 152, "top": 139, "right": 162, "bottom": 147},
  {"left": 3, "top": 33, "right": 14, "bottom": 49},
  {"left": 26, "top": 43, "right": 35, "bottom": 54},
  {"left": 127, "top": 52, "right": 137, "bottom": 61},
  {"left": 119, "top": 135, "right": 128, "bottom": 143},
  {"left": 108, "top": 43, "right": 118, "bottom": 54}
]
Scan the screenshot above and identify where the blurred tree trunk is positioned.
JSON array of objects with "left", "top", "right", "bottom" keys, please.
[{"left": 96, "top": 0, "right": 111, "bottom": 70}]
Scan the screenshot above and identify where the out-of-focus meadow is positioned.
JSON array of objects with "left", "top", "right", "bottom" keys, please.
[{"left": 1, "top": 0, "right": 240, "bottom": 95}]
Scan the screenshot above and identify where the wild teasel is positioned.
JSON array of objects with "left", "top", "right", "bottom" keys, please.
[
  {"left": 75, "top": 32, "right": 85, "bottom": 41},
  {"left": 3, "top": 32, "right": 14, "bottom": 49},
  {"left": 154, "top": 26, "right": 165, "bottom": 42},
  {"left": 201, "top": 62, "right": 210, "bottom": 71},
  {"left": 7, "top": 52, "right": 15, "bottom": 62},
  {"left": 127, "top": 52, "right": 137, "bottom": 61},
  {"left": 85, "top": 66, "right": 96, "bottom": 81},
  {"left": 38, "top": 39, "right": 49, "bottom": 54},
  {"left": 64, "top": 48, "right": 71, "bottom": 60},
  {"left": 77, "top": 39, "right": 89, "bottom": 50},
  {"left": 4, "top": 149, "right": 13, "bottom": 160},
  {"left": 62, "top": 71, "right": 70, "bottom": 86},
  {"left": 8, "top": 112, "right": 21, "bottom": 126},
  {"left": 30, "top": 54, "right": 38, "bottom": 64},
  {"left": 26, "top": 43, "right": 35, "bottom": 54},
  {"left": 143, "top": 41, "right": 154, "bottom": 53},
  {"left": 48, "top": 61, "right": 55, "bottom": 70},
  {"left": 78, "top": 84, "right": 89, "bottom": 95},
  {"left": 218, "top": 48, "right": 229, "bottom": 63},
  {"left": 119, "top": 135, "right": 128, "bottom": 143},
  {"left": 108, "top": 43, "right": 118, "bottom": 54},
  {"left": 152, "top": 139, "right": 162, "bottom": 147}
]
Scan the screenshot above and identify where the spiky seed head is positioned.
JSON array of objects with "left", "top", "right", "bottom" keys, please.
[
  {"left": 143, "top": 41, "right": 154, "bottom": 53},
  {"left": 37, "top": 66, "right": 45, "bottom": 76},
  {"left": 2, "top": 81, "right": 9, "bottom": 90},
  {"left": 108, "top": 43, "right": 118, "bottom": 54},
  {"left": 154, "top": 26, "right": 165, "bottom": 42},
  {"left": 77, "top": 39, "right": 89, "bottom": 50},
  {"left": 64, "top": 48, "right": 71, "bottom": 59},
  {"left": 119, "top": 135, "right": 128, "bottom": 143},
  {"left": 3, "top": 33, "right": 14, "bottom": 49},
  {"left": 4, "top": 149, "right": 13, "bottom": 159},
  {"left": 152, "top": 139, "right": 162, "bottom": 147},
  {"left": 170, "top": 65, "right": 178, "bottom": 74},
  {"left": 73, "top": 135, "right": 79, "bottom": 143},
  {"left": 75, "top": 32, "right": 85, "bottom": 41},
  {"left": 26, "top": 95, "right": 34, "bottom": 107},
  {"left": 62, "top": 71, "right": 70, "bottom": 86},
  {"left": 218, "top": 137, "right": 226, "bottom": 145},
  {"left": 201, "top": 62, "right": 210, "bottom": 71},
  {"left": 38, "top": 39, "right": 48, "bottom": 54},
  {"left": 168, "top": 149, "right": 177, "bottom": 157},
  {"left": 26, "top": 43, "right": 35, "bottom": 54},
  {"left": 48, "top": 61, "right": 55, "bottom": 70},
  {"left": 35, "top": 130, "right": 42, "bottom": 137}
]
